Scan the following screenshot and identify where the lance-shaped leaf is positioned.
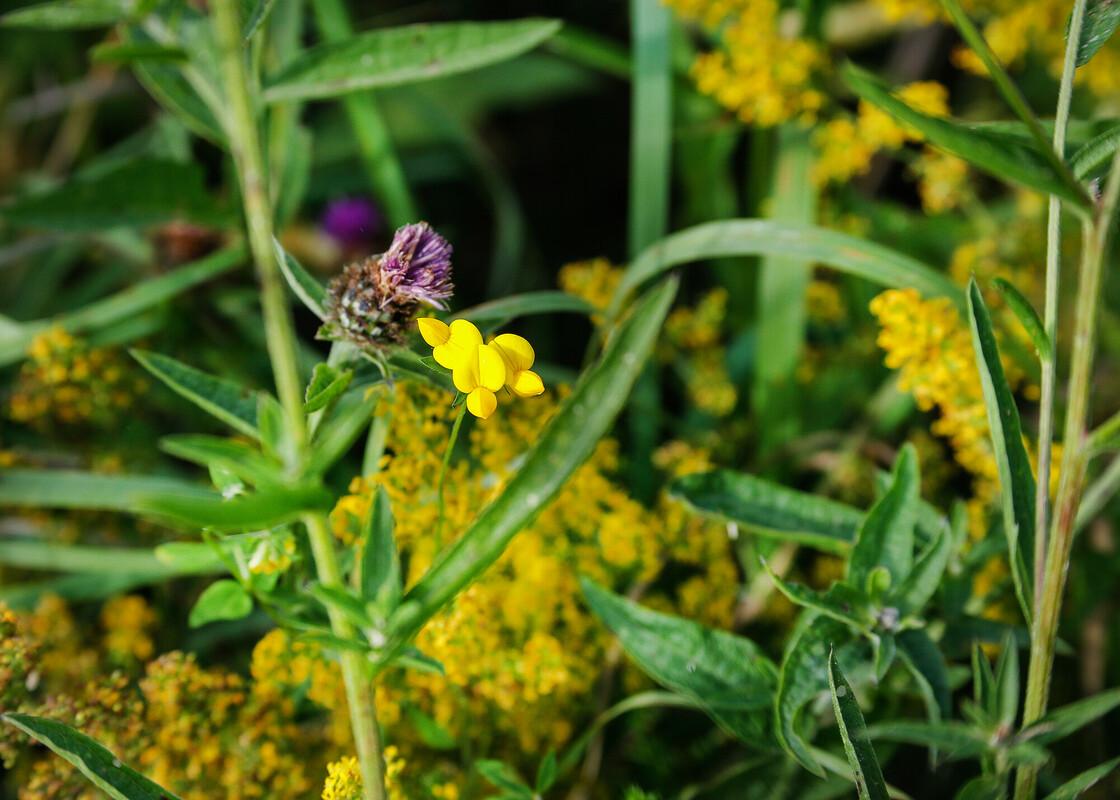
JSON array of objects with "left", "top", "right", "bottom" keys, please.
[
  {"left": 0, "top": 469, "right": 213, "bottom": 513},
  {"left": 764, "top": 563, "right": 871, "bottom": 631},
  {"left": 1071, "top": 123, "right": 1120, "bottom": 180},
  {"left": 1043, "top": 756, "right": 1120, "bottom": 800},
  {"left": 132, "top": 349, "right": 260, "bottom": 438},
  {"left": 898, "top": 629, "right": 952, "bottom": 722},
  {"left": 994, "top": 278, "right": 1051, "bottom": 362},
  {"left": 829, "top": 653, "right": 890, "bottom": 800},
  {"left": 1022, "top": 686, "right": 1120, "bottom": 745},
  {"left": 848, "top": 444, "right": 919, "bottom": 589},
  {"left": 0, "top": 0, "right": 129, "bottom": 29},
  {"left": 843, "top": 62, "right": 1091, "bottom": 211},
  {"left": 776, "top": 614, "right": 864, "bottom": 775},
  {"left": 581, "top": 579, "right": 776, "bottom": 742},
  {"left": 381, "top": 278, "right": 678, "bottom": 662},
  {"left": 967, "top": 280, "right": 1036, "bottom": 621},
  {"left": 304, "top": 363, "right": 353, "bottom": 414},
  {"left": 2, "top": 713, "right": 182, "bottom": 800},
  {"left": 358, "top": 485, "right": 402, "bottom": 613},
  {"left": 134, "top": 484, "right": 333, "bottom": 530},
  {"left": 866, "top": 721, "right": 990, "bottom": 760},
  {"left": 889, "top": 522, "right": 952, "bottom": 617},
  {"left": 452, "top": 292, "right": 595, "bottom": 326},
  {"left": 264, "top": 18, "right": 563, "bottom": 103},
  {"left": 611, "top": 219, "right": 960, "bottom": 317},
  {"left": 1077, "top": 0, "right": 1120, "bottom": 66},
  {"left": 275, "top": 239, "right": 327, "bottom": 319},
  {"left": 160, "top": 434, "right": 284, "bottom": 488},
  {"left": 670, "top": 470, "right": 863, "bottom": 553}
]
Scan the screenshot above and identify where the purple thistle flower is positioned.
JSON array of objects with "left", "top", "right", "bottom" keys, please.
[
  {"left": 322, "top": 221, "right": 454, "bottom": 350},
  {"left": 380, "top": 222, "right": 454, "bottom": 309},
  {"left": 321, "top": 197, "right": 383, "bottom": 247}
]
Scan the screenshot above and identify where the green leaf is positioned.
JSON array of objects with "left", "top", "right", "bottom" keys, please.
[
  {"left": 1042, "top": 756, "right": 1120, "bottom": 800},
  {"left": 536, "top": 750, "right": 558, "bottom": 793},
  {"left": 125, "top": 28, "right": 225, "bottom": 145},
  {"left": 2, "top": 713, "right": 181, "bottom": 799},
  {"left": 612, "top": 219, "right": 961, "bottom": 317},
  {"left": 0, "top": 469, "right": 214, "bottom": 513},
  {"left": 954, "top": 776, "right": 1007, "bottom": 800},
  {"left": 358, "top": 485, "right": 402, "bottom": 612},
  {"left": 1023, "top": 687, "right": 1120, "bottom": 745},
  {"left": 1070, "top": 123, "right": 1120, "bottom": 180},
  {"left": 0, "top": 539, "right": 220, "bottom": 576},
  {"left": 0, "top": 246, "right": 243, "bottom": 367},
  {"left": 275, "top": 239, "right": 327, "bottom": 320},
  {"left": 256, "top": 393, "right": 295, "bottom": 466},
  {"left": 382, "top": 278, "right": 679, "bottom": 662},
  {"left": 889, "top": 521, "right": 952, "bottom": 616},
  {"left": 132, "top": 349, "right": 260, "bottom": 439},
  {"left": 264, "top": 18, "right": 563, "bottom": 103},
  {"left": 307, "top": 388, "right": 379, "bottom": 476},
  {"left": 829, "top": 652, "right": 890, "bottom": 800},
  {"left": 669, "top": 470, "right": 863, "bottom": 553},
  {"left": 754, "top": 126, "right": 818, "bottom": 453},
  {"left": 627, "top": 0, "right": 671, "bottom": 256},
  {"left": 304, "top": 363, "right": 353, "bottom": 413},
  {"left": 3, "top": 159, "right": 227, "bottom": 231},
  {"left": 189, "top": 579, "right": 253, "bottom": 627},
  {"left": 994, "top": 635, "right": 1020, "bottom": 729},
  {"left": 973, "top": 643, "right": 999, "bottom": 719},
  {"left": 994, "top": 278, "right": 1051, "bottom": 362},
  {"left": 0, "top": 0, "right": 127, "bottom": 28},
  {"left": 154, "top": 542, "right": 226, "bottom": 573},
  {"left": 308, "top": 583, "right": 372, "bottom": 630},
  {"left": 764, "top": 565, "right": 871, "bottom": 631},
  {"left": 405, "top": 705, "right": 457, "bottom": 750},
  {"left": 1077, "top": 0, "right": 1120, "bottom": 66},
  {"left": 134, "top": 484, "right": 333, "bottom": 530},
  {"left": 848, "top": 444, "right": 919, "bottom": 588},
  {"left": 580, "top": 579, "right": 777, "bottom": 743},
  {"left": 243, "top": 0, "right": 277, "bottom": 40},
  {"left": 967, "top": 280, "right": 1036, "bottom": 621},
  {"left": 866, "top": 721, "right": 990, "bottom": 760},
  {"left": 843, "top": 62, "right": 1091, "bottom": 211},
  {"left": 452, "top": 291, "right": 595, "bottom": 326},
  {"left": 160, "top": 434, "right": 284, "bottom": 488},
  {"left": 90, "top": 41, "right": 188, "bottom": 63},
  {"left": 776, "top": 614, "right": 861, "bottom": 775},
  {"left": 475, "top": 760, "right": 533, "bottom": 798},
  {"left": 898, "top": 629, "right": 952, "bottom": 722}
]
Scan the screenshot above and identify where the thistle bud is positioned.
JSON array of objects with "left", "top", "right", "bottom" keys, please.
[{"left": 322, "top": 222, "right": 453, "bottom": 349}]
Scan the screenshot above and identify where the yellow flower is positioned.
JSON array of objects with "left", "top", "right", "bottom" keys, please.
[
  {"left": 491, "top": 334, "right": 545, "bottom": 398},
  {"left": 417, "top": 318, "right": 545, "bottom": 419}
]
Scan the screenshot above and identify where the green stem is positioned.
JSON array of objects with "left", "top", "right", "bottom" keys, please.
[
  {"left": 211, "top": 3, "right": 386, "bottom": 797},
  {"left": 1034, "top": 0, "right": 1086, "bottom": 606},
  {"left": 1016, "top": 147, "right": 1120, "bottom": 800},
  {"left": 435, "top": 403, "right": 467, "bottom": 549}
]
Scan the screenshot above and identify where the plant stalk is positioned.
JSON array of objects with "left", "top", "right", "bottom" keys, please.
[
  {"left": 1016, "top": 147, "right": 1120, "bottom": 800},
  {"left": 212, "top": 2, "right": 386, "bottom": 797},
  {"left": 1034, "top": 0, "right": 1086, "bottom": 604}
]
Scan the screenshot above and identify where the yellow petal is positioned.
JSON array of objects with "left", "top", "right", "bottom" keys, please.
[
  {"left": 493, "top": 333, "right": 536, "bottom": 372},
  {"left": 434, "top": 319, "right": 483, "bottom": 370},
  {"left": 417, "top": 317, "right": 450, "bottom": 347},
  {"left": 466, "top": 387, "right": 497, "bottom": 419},
  {"left": 510, "top": 369, "right": 544, "bottom": 398},
  {"left": 452, "top": 359, "right": 476, "bottom": 394},
  {"left": 447, "top": 319, "right": 483, "bottom": 348},
  {"left": 478, "top": 343, "right": 506, "bottom": 392}
]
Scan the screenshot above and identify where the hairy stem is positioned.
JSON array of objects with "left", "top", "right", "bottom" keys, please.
[
  {"left": 212, "top": 3, "right": 386, "bottom": 797},
  {"left": 1016, "top": 147, "right": 1120, "bottom": 800},
  {"left": 1034, "top": 0, "right": 1086, "bottom": 603}
]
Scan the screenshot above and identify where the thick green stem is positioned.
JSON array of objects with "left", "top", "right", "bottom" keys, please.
[
  {"left": 1016, "top": 147, "right": 1120, "bottom": 800},
  {"left": 212, "top": 3, "right": 386, "bottom": 797},
  {"left": 1034, "top": 0, "right": 1086, "bottom": 604},
  {"left": 213, "top": 0, "right": 305, "bottom": 438}
]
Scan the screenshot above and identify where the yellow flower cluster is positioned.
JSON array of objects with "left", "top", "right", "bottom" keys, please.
[
  {"left": 558, "top": 257, "right": 621, "bottom": 322},
  {"left": 813, "top": 81, "right": 950, "bottom": 185},
  {"left": 323, "top": 378, "right": 737, "bottom": 785},
  {"left": 912, "top": 147, "right": 970, "bottom": 214},
  {"left": 100, "top": 594, "right": 157, "bottom": 663},
  {"left": 9, "top": 328, "right": 144, "bottom": 427},
  {"left": 673, "top": 0, "right": 825, "bottom": 126},
  {"left": 806, "top": 279, "right": 847, "bottom": 325},
  {"left": 870, "top": 288, "right": 999, "bottom": 506},
  {"left": 664, "top": 288, "right": 739, "bottom": 416},
  {"left": 320, "top": 750, "right": 406, "bottom": 800}
]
